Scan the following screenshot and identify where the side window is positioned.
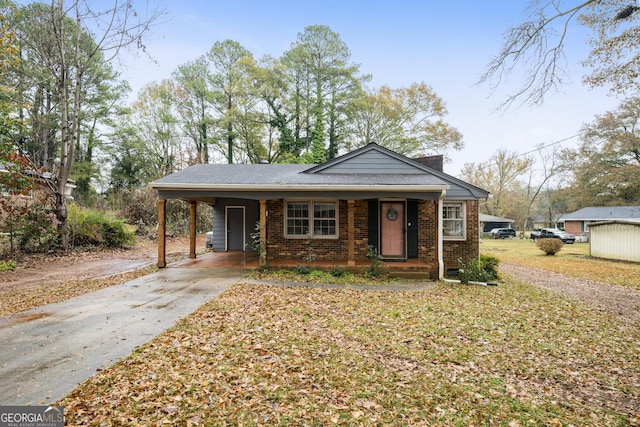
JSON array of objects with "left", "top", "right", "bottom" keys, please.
[{"left": 443, "top": 202, "right": 466, "bottom": 240}]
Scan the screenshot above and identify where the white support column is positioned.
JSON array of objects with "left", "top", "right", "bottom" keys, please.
[{"left": 438, "top": 190, "right": 447, "bottom": 280}]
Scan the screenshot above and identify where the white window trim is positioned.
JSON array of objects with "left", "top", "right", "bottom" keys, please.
[
  {"left": 443, "top": 201, "right": 466, "bottom": 241},
  {"left": 284, "top": 199, "right": 339, "bottom": 239}
]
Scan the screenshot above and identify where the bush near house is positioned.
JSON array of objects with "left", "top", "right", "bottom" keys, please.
[{"left": 457, "top": 254, "right": 500, "bottom": 283}]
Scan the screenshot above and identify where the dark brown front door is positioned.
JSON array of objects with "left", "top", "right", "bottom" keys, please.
[{"left": 380, "top": 201, "right": 405, "bottom": 259}]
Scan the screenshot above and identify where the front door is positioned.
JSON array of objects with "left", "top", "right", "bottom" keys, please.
[
  {"left": 380, "top": 201, "right": 405, "bottom": 259},
  {"left": 226, "top": 207, "right": 245, "bottom": 251}
]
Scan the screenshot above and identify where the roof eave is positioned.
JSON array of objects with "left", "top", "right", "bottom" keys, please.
[{"left": 150, "top": 183, "right": 450, "bottom": 192}]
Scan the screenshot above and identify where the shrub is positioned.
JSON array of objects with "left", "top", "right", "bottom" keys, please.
[
  {"left": 4, "top": 189, "right": 60, "bottom": 252},
  {"left": 329, "top": 266, "right": 347, "bottom": 277},
  {"left": 536, "top": 238, "right": 564, "bottom": 255},
  {"left": 119, "top": 187, "right": 212, "bottom": 238},
  {"left": 480, "top": 254, "right": 500, "bottom": 278},
  {"left": 366, "top": 245, "right": 383, "bottom": 277},
  {"left": 293, "top": 265, "right": 312, "bottom": 275},
  {"left": 0, "top": 260, "right": 17, "bottom": 271},
  {"left": 458, "top": 255, "right": 500, "bottom": 284},
  {"left": 68, "top": 204, "right": 135, "bottom": 248}
]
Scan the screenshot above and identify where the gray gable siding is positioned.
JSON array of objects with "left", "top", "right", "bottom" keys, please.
[{"left": 311, "top": 150, "right": 424, "bottom": 174}]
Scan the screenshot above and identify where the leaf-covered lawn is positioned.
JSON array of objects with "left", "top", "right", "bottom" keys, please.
[
  {"left": 62, "top": 281, "right": 640, "bottom": 426},
  {"left": 482, "top": 239, "right": 640, "bottom": 290}
]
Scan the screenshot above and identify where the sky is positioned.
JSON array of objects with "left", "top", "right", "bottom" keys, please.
[{"left": 115, "top": 0, "right": 623, "bottom": 176}]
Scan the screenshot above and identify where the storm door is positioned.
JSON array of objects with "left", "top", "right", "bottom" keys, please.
[
  {"left": 380, "top": 201, "right": 406, "bottom": 259},
  {"left": 226, "top": 207, "right": 245, "bottom": 251}
]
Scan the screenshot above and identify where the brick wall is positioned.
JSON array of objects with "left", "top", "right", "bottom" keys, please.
[
  {"left": 265, "top": 198, "right": 480, "bottom": 277},
  {"left": 443, "top": 200, "right": 480, "bottom": 271},
  {"left": 266, "top": 200, "right": 372, "bottom": 262},
  {"left": 353, "top": 201, "right": 370, "bottom": 259},
  {"left": 417, "top": 200, "right": 439, "bottom": 277}
]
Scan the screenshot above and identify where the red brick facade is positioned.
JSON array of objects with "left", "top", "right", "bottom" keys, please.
[
  {"left": 442, "top": 199, "right": 481, "bottom": 271},
  {"left": 264, "top": 199, "right": 480, "bottom": 279},
  {"left": 563, "top": 221, "right": 583, "bottom": 236}
]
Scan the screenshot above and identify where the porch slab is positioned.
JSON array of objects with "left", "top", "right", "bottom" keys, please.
[{"left": 171, "top": 251, "right": 259, "bottom": 269}]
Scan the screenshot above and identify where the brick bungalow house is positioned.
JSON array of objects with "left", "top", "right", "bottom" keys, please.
[
  {"left": 559, "top": 206, "right": 640, "bottom": 235},
  {"left": 150, "top": 143, "right": 489, "bottom": 279}
]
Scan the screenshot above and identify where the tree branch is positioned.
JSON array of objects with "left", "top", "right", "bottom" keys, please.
[{"left": 477, "top": 0, "right": 598, "bottom": 110}]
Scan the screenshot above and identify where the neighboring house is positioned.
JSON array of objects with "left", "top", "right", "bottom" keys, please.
[
  {"left": 589, "top": 221, "right": 640, "bottom": 263},
  {"left": 151, "top": 143, "right": 490, "bottom": 279},
  {"left": 0, "top": 162, "right": 76, "bottom": 199},
  {"left": 480, "top": 213, "right": 515, "bottom": 232},
  {"left": 532, "top": 213, "right": 564, "bottom": 230},
  {"left": 559, "top": 206, "right": 640, "bottom": 235}
]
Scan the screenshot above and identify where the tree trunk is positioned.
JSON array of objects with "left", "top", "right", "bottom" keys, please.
[
  {"left": 227, "top": 95, "right": 233, "bottom": 163},
  {"left": 55, "top": 191, "right": 68, "bottom": 249}
]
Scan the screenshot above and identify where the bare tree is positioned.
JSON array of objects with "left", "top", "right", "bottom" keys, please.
[
  {"left": 520, "top": 143, "right": 563, "bottom": 232},
  {"left": 479, "top": 0, "right": 640, "bottom": 109},
  {"left": 460, "top": 149, "right": 532, "bottom": 218},
  {"left": 44, "top": 0, "right": 163, "bottom": 249}
]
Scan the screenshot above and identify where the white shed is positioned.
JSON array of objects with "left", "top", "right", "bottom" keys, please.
[{"left": 589, "top": 220, "right": 640, "bottom": 263}]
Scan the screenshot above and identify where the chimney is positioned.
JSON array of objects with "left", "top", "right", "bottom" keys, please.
[{"left": 413, "top": 154, "right": 443, "bottom": 172}]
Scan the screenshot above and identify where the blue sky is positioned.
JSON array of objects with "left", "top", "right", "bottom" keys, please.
[{"left": 118, "top": 0, "right": 621, "bottom": 175}]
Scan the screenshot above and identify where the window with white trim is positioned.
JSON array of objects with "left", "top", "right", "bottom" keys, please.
[
  {"left": 443, "top": 202, "right": 466, "bottom": 240},
  {"left": 285, "top": 200, "right": 338, "bottom": 238}
]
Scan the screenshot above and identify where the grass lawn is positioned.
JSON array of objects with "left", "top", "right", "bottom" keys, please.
[
  {"left": 62, "top": 280, "right": 640, "bottom": 425},
  {"left": 482, "top": 238, "right": 640, "bottom": 290}
]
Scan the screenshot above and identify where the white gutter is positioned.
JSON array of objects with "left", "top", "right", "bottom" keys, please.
[
  {"left": 151, "top": 183, "right": 450, "bottom": 192},
  {"left": 438, "top": 189, "right": 446, "bottom": 280}
]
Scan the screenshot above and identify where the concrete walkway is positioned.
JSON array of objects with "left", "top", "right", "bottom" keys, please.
[{"left": 0, "top": 267, "right": 247, "bottom": 406}]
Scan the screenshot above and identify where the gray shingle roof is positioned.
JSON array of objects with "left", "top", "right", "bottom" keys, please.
[
  {"left": 151, "top": 163, "right": 451, "bottom": 187},
  {"left": 560, "top": 206, "right": 640, "bottom": 221},
  {"left": 480, "top": 213, "right": 515, "bottom": 223},
  {"left": 150, "top": 144, "right": 490, "bottom": 201}
]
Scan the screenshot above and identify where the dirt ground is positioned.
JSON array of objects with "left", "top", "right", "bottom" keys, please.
[{"left": 0, "top": 235, "right": 204, "bottom": 295}]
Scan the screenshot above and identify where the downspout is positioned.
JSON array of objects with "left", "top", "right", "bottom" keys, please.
[{"left": 438, "top": 189, "right": 446, "bottom": 280}]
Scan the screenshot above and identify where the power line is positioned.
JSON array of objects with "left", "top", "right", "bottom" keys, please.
[{"left": 454, "top": 131, "right": 585, "bottom": 178}]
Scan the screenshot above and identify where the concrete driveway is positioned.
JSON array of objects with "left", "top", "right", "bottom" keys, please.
[{"left": 0, "top": 267, "right": 247, "bottom": 405}]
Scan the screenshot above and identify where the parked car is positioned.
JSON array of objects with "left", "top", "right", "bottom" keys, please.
[
  {"left": 489, "top": 228, "right": 517, "bottom": 239},
  {"left": 530, "top": 228, "right": 575, "bottom": 244}
]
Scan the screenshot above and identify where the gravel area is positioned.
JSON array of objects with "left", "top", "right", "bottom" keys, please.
[{"left": 500, "top": 262, "right": 640, "bottom": 324}]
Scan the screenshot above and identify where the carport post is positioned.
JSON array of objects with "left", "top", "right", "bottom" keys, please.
[
  {"left": 158, "top": 199, "right": 166, "bottom": 268},
  {"left": 189, "top": 201, "right": 197, "bottom": 259}
]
